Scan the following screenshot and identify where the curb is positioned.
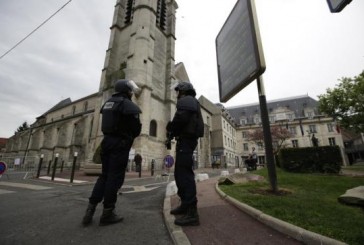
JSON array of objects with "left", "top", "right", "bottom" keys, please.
[
  {"left": 215, "top": 183, "right": 348, "bottom": 245},
  {"left": 163, "top": 181, "right": 191, "bottom": 245}
]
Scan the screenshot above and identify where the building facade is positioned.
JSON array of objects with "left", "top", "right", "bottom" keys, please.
[{"left": 228, "top": 95, "right": 348, "bottom": 166}]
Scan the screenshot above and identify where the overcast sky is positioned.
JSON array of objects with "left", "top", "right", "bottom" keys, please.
[{"left": 0, "top": 0, "right": 363, "bottom": 138}]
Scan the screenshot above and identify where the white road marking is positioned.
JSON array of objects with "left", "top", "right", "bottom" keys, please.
[
  {"left": 120, "top": 185, "right": 160, "bottom": 194},
  {"left": 0, "top": 189, "right": 15, "bottom": 194},
  {"left": 39, "top": 176, "right": 87, "bottom": 183},
  {"left": 0, "top": 182, "right": 52, "bottom": 190}
]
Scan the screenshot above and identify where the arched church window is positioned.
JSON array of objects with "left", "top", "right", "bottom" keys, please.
[{"left": 149, "top": 120, "right": 157, "bottom": 137}]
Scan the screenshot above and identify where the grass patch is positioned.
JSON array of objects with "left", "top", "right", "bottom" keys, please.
[
  {"left": 219, "top": 168, "right": 364, "bottom": 245},
  {"left": 342, "top": 162, "right": 364, "bottom": 172}
]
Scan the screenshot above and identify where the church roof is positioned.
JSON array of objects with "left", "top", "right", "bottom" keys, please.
[{"left": 37, "top": 98, "right": 72, "bottom": 119}]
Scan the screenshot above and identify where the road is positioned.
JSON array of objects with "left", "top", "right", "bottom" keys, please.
[{"left": 0, "top": 174, "right": 173, "bottom": 245}]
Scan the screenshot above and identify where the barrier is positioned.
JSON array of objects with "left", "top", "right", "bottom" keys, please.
[{"left": 0, "top": 156, "right": 40, "bottom": 179}]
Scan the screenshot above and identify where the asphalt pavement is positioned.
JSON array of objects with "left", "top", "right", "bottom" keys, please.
[{"left": 1, "top": 168, "right": 353, "bottom": 245}]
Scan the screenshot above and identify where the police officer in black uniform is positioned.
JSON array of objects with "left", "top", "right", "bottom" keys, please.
[
  {"left": 82, "top": 79, "right": 142, "bottom": 226},
  {"left": 167, "top": 81, "right": 204, "bottom": 226}
]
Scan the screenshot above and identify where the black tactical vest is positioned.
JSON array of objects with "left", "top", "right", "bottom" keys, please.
[
  {"left": 177, "top": 96, "right": 204, "bottom": 138},
  {"left": 100, "top": 97, "right": 125, "bottom": 135}
]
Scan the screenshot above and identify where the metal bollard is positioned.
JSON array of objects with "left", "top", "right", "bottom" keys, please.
[
  {"left": 151, "top": 160, "right": 155, "bottom": 176},
  {"left": 60, "top": 160, "right": 64, "bottom": 173},
  {"left": 36, "top": 154, "right": 44, "bottom": 178},
  {"left": 51, "top": 153, "right": 59, "bottom": 181},
  {"left": 47, "top": 160, "right": 52, "bottom": 175},
  {"left": 70, "top": 152, "right": 78, "bottom": 183}
]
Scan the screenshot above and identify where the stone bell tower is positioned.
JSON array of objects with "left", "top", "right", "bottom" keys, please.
[{"left": 87, "top": 0, "right": 179, "bottom": 164}]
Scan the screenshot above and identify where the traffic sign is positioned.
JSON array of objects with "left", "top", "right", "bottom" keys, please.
[
  {"left": 164, "top": 155, "right": 174, "bottom": 168},
  {"left": 0, "top": 161, "right": 7, "bottom": 175}
]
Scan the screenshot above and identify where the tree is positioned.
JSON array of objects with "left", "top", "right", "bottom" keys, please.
[
  {"left": 247, "top": 125, "right": 292, "bottom": 155},
  {"left": 15, "top": 121, "right": 29, "bottom": 134},
  {"left": 318, "top": 71, "right": 364, "bottom": 133}
]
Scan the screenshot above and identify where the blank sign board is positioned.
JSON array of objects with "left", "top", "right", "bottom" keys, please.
[{"left": 216, "top": 0, "right": 265, "bottom": 102}]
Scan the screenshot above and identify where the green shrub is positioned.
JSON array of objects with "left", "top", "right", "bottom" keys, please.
[{"left": 278, "top": 146, "right": 342, "bottom": 173}]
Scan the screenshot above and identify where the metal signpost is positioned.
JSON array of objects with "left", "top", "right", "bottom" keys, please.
[{"left": 216, "top": 0, "right": 277, "bottom": 191}]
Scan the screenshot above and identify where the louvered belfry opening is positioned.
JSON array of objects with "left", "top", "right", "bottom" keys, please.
[
  {"left": 125, "top": 0, "right": 134, "bottom": 24},
  {"left": 156, "top": 0, "right": 166, "bottom": 31}
]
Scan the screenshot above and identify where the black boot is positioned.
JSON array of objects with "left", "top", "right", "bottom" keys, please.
[
  {"left": 174, "top": 206, "right": 200, "bottom": 226},
  {"left": 99, "top": 208, "right": 124, "bottom": 226},
  {"left": 82, "top": 203, "right": 97, "bottom": 226},
  {"left": 170, "top": 204, "right": 188, "bottom": 215}
]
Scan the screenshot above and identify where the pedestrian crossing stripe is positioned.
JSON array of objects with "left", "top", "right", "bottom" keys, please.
[
  {"left": 0, "top": 189, "right": 15, "bottom": 194},
  {"left": 0, "top": 182, "right": 52, "bottom": 190}
]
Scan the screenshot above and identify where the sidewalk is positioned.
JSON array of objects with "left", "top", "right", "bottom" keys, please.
[{"left": 164, "top": 174, "right": 347, "bottom": 245}]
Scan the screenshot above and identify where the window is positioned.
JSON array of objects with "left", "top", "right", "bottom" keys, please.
[
  {"left": 292, "top": 140, "right": 299, "bottom": 148},
  {"left": 289, "top": 126, "right": 297, "bottom": 135},
  {"left": 269, "top": 116, "right": 275, "bottom": 123},
  {"left": 83, "top": 101, "right": 88, "bottom": 112},
  {"left": 243, "top": 143, "right": 249, "bottom": 151},
  {"left": 254, "top": 117, "right": 260, "bottom": 124},
  {"left": 307, "top": 111, "right": 314, "bottom": 119},
  {"left": 327, "top": 123, "right": 334, "bottom": 132},
  {"left": 242, "top": 131, "right": 247, "bottom": 138},
  {"left": 272, "top": 141, "right": 278, "bottom": 151},
  {"left": 240, "top": 118, "right": 246, "bottom": 125},
  {"left": 288, "top": 114, "right": 294, "bottom": 121},
  {"left": 257, "top": 142, "right": 263, "bottom": 150},
  {"left": 149, "top": 120, "right": 157, "bottom": 137},
  {"left": 329, "top": 137, "right": 336, "bottom": 146},
  {"left": 89, "top": 118, "right": 94, "bottom": 142},
  {"left": 309, "top": 125, "right": 317, "bottom": 133},
  {"left": 72, "top": 106, "right": 76, "bottom": 115}
]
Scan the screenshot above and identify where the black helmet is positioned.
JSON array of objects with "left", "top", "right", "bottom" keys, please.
[
  {"left": 174, "top": 81, "right": 196, "bottom": 96},
  {"left": 114, "top": 79, "right": 140, "bottom": 94}
]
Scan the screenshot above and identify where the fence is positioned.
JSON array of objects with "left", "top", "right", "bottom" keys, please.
[
  {"left": 0, "top": 154, "right": 80, "bottom": 180},
  {"left": 0, "top": 155, "right": 41, "bottom": 179}
]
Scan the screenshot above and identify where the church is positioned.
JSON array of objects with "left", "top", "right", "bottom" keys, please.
[{"left": 4, "top": 0, "right": 215, "bottom": 171}]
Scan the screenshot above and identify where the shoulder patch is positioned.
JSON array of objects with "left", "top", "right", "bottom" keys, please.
[{"left": 103, "top": 102, "right": 114, "bottom": 109}]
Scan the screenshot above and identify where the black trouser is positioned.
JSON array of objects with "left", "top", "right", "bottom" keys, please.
[
  {"left": 89, "top": 135, "right": 130, "bottom": 209},
  {"left": 174, "top": 138, "right": 198, "bottom": 208}
]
